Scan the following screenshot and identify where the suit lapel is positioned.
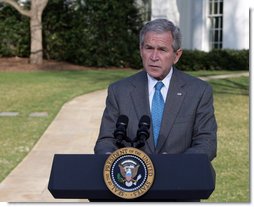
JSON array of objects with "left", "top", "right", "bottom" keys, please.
[
  {"left": 129, "top": 71, "right": 155, "bottom": 152},
  {"left": 129, "top": 71, "right": 150, "bottom": 118},
  {"left": 156, "top": 69, "right": 186, "bottom": 153}
]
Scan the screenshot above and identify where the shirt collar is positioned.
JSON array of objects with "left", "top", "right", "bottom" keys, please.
[{"left": 147, "top": 67, "right": 173, "bottom": 94}]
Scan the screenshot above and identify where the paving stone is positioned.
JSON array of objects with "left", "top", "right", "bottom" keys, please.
[
  {"left": 0, "top": 112, "right": 19, "bottom": 117},
  {"left": 29, "top": 112, "right": 48, "bottom": 117}
]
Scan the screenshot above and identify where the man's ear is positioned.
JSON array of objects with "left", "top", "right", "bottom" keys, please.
[{"left": 173, "top": 49, "right": 183, "bottom": 64}]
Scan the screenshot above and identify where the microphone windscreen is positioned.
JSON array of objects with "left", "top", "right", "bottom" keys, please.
[
  {"left": 117, "top": 115, "right": 129, "bottom": 127},
  {"left": 139, "top": 115, "right": 150, "bottom": 128}
]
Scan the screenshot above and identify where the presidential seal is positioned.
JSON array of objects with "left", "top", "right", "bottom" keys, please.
[{"left": 103, "top": 147, "right": 155, "bottom": 199}]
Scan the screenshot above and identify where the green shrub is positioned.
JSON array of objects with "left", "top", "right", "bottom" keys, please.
[
  {"left": 176, "top": 49, "right": 249, "bottom": 71},
  {"left": 0, "top": 6, "right": 30, "bottom": 57},
  {"left": 42, "top": 0, "right": 143, "bottom": 69},
  {"left": 177, "top": 50, "right": 207, "bottom": 71}
]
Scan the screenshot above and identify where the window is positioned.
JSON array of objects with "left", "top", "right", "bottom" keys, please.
[{"left": 209, "top": 0, "right": 223, "bottom": 49}]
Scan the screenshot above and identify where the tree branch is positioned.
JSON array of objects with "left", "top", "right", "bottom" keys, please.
[{"left": 1, "top": 0, "right": 31, "bottom": 17}]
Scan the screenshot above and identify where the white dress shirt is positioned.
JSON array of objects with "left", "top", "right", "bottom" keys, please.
[{"left": 147, "top": 67, "right": 173, "bottom": 110}]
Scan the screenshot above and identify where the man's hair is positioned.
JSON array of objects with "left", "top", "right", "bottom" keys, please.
[{"left": 139, "top": 19, "right": 182, "bottom": 52}]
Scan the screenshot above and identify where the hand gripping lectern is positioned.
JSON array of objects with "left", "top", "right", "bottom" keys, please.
[{"left": 48, "top": 150, "right": 215, "bottom": 201}]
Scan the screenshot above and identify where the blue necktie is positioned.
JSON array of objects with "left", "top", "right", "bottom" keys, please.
[{"left": 151, "top": 81, "right": 165, "bottom": 146}]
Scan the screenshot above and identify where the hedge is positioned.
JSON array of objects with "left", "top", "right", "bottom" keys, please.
[{"left": 176, "top": 49, "right": 249, "bottom": 71}]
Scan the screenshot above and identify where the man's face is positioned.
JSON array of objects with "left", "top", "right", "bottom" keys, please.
[{"left": 140, "top": 31, "right": 182, "bottom": 80}]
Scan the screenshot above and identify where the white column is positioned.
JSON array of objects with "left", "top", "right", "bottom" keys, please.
[
  {"left": 223, "top": 0, "right": 249, "bottom": 49},
  {"left": 171, "top": 0, "right": 209, "bottom": 51},
  {"left": 152, "top": 0, "right": 180, "bottom": 25},
  {"left": 176, "top": 0, "right": 193, "bottom": 49},
  {"left": 190, "top": 0, "right": 209, "bottom": 51}
]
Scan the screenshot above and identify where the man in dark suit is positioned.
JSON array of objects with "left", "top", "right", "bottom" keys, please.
[{"left": 94, "top": 19, "right": 217, "bottom": 161}]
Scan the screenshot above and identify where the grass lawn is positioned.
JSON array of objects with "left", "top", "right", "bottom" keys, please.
[
  {"left": 205, "top": 76, "right": 249, "bottom": 202},
  {"left": 0, "top": 70, "right": 249, "bottom": 202},
  {"left": 0, "top": 69, "right": 137, "bottom": 182}
]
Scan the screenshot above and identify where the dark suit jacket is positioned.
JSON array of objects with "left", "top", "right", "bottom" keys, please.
[{"left": 94, "top": 68, "right": 217, "bottom": 161}]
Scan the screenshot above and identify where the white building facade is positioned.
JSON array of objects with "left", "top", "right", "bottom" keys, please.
[{"left": 151, "top": 0, "right": 250, "bottom": 51}]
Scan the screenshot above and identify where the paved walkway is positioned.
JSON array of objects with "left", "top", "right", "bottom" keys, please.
[
  {"left": 0, "top": 90, "right": 107, "bottom": 202},
  {"left": 0, "top": 72, "right": 249, "bottom": 202}
]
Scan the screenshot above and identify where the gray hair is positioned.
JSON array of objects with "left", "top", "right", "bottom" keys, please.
[{"left": 139, "top": 19, "right": 182, "bottom": 52}]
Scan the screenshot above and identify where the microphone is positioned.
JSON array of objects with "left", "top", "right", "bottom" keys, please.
[
  {"left": 114, "top": 115, "right": 129, "bottom": 148},
  {"left": 135, "top": 115, "right": 150, "bottom": 148}
]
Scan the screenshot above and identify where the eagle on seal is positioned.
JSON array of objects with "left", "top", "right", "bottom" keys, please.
[{"left": 119, "top": 163, "right": 140, "bottom": 184}]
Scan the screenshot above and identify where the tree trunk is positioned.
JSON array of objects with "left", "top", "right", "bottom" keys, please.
[
  {"left": 29, "top": 0, "right": 48, "bottom": 64},
  {"left": 1, "top": 0, "right": 48, "bottom": 64}
]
